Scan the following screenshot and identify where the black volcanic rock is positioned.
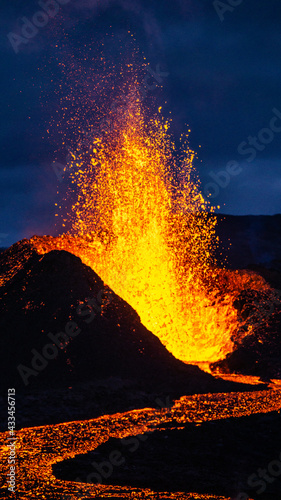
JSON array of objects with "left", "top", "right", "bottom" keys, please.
[
  {"left": 208, "top": 214, "right": 281, "bottom": 380},
  {"left": 212, "top": 274, "right": 281, "bottom": 379},
  {"left": 0, "top": 244, "right": 179, "bottom": 388}
]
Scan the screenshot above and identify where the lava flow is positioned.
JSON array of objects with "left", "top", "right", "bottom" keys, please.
[
  {"left": 32, "top": 91, "right": 270, "bottom": 364},
  {"left": 1, "top": 388, "right": 281, "bottom": 499}
]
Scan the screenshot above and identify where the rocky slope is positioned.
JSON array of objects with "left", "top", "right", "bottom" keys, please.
[{"left": 0, "top": 240, "right": 245, "bottom": 429}]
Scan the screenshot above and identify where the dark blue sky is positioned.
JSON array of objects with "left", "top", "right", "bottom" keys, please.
[{"left": 1, "top": 0, "right": 281, "bottom": 247}]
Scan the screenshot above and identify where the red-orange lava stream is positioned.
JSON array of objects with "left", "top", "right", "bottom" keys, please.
[{"left": 1, "top": 388, "right": 281, "bottom": 499}]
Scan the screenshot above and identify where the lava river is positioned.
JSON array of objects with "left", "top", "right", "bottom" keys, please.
[{"left": 1, "top": 384, "right": 281, "bottom": 499}]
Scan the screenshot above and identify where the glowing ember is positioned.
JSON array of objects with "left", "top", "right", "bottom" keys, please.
[{"left": 33, "top": 90, "right": 271, "bottom": 363}]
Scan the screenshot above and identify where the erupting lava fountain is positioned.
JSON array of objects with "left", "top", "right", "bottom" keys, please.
[{"left": 33, "top": 88, "right": 270, "bottom": 364}]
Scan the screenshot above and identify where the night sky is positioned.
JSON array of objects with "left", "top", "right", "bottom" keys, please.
[{"left": 1, "top": 0, "right": 281, "bottom": 247}]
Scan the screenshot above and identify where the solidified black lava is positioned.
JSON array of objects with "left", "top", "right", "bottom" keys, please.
[{"left": 212, "top": 268, "right": 281, "bottom": 380}]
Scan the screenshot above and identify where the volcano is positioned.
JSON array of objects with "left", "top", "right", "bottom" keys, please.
[
  {"left": 1, "top": 101, "right": 281, "bottom": 433},
  {"left": 1, "top": 238, "right": 253, "bottom": 430}
]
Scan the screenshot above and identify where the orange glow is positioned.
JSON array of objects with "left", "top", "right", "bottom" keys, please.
[{"left": 32, "top": 92, "right": 271, "bottom": 363}]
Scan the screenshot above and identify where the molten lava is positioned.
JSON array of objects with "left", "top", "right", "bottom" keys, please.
[{"left": 33, "top": 93, "right": 271, "bottom": 363}]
